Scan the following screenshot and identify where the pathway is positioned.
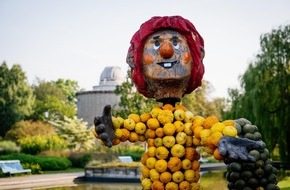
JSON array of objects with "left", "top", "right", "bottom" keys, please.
[{"left": 0, "top": 172, "right": 84, "bottom": 190}]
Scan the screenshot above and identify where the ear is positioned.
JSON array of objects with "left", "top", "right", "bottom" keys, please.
[
  {"left": 192, "top": 33, "right": 205, "bottom": 60},
  {"left": 200, "top": 46, "right": 205, "bottom": 60},
  {"left": 126, "top": 51, "right": 134, "bottom": 68}
]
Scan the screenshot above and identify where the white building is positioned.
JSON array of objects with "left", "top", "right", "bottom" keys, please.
[{"left": 76, "top": 66, "right": 126, "bottom": 126}]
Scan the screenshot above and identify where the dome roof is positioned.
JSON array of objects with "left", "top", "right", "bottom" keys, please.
[
  {"left": 93, "top": 66, "right": 126, "bottom": 91},
  {"left": 100, "top": 67, "right": 125, "bottom": 84}
]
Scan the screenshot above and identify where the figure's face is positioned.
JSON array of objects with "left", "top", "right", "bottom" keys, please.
[
  {"left": 141, "top": 30, "right": 193, "bottom": 101},
  {"left": 142, "top": 30, "right": 192, "bottom": 80}
]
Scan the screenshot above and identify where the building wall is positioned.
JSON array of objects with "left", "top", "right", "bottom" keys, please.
[{"left": 76, "top": 90, "right": 120, "bottom": 126}]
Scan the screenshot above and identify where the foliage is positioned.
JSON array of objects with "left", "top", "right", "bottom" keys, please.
[
  {"left": 18, "top": 135, "right": 67, "bottom": 155},
  {"left": 0, "top": 140, "right": 20, "bottom": 155},
  {"left": 112, "top": 70, "right": 225, "bottom": 120},
  {"left": 113, "top": 145, "right": 145, "bottom": 161},
  {"left": 93, "top": 143, "right": 119, "bottom": 162},
  {"left": 38, "top": 150, "right": 68, "bottom": 157},
  {"left": 0, "top": 153, "right": 72, "bottom": 171},
  {"left": 112, "top": 70, "right": 158, "bottom": 118},
  {"left": 225, "top": 24, "right": 290, "bottom": 161},
  {"left": 37, "top": 156, "right": 71, "bottom": 171},
  {"left": 54, "top": 79, "right": 79, "bottom": 103},
  {"left": 90, "top": 161, "right": 142, "bottom": 168},
  {"left": 50, "top": 116, "right": 95, "bottom": 151},
  {"left": 22, "top": 162, "right": 43, "bottom": 174},
  {"left": 0, "top": 62, "right": 35, "bottom": 137},
  {"left": 31, "top": 78, "right": 79, "bottom": 121},
  {"left": 67, "top": 152, "right": 93, "bottom": 167},
  {"left": 181, "top": 80, "right": 226, "bottom": 119},
  {"left": 5, "top": 120, "right": 56, "bottom": 142}
]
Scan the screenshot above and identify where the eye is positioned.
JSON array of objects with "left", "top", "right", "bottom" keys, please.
[
  {"left": 172, "top": 39, "right": 179, "bottom": 49},
  {"left": 153, "top": 40, "right": 160, "bottom": 50}
]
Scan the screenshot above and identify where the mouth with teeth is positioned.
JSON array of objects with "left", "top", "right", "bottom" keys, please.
[{"left": 157, "top": 61, "right": 177, "bottom": 69}]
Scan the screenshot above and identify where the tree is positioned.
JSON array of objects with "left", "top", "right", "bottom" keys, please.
[
  {"left": 225, "top": 24, "right": 290, "bottom": 161},
  {"left": 222, "top": 88, "right": 243, "bottom": 119},
  {"left": 112, "top": 70, "right": 158, "bottom": 118},
  {"left": 31, "top": 78, "right": 79, "bottom": 121},
  {"left": 49, "top": 116, "right": 95, "bottom": 151},
  {"left": 181, "top": 80, "right": 226, "bottom": 119},
  {"left": 0, "top": 62, "right": 35, "bottom": 137},
  {"left": 55, "top": 79, "right": 79, "bottom": 103},
  {"left": 113, "top": 71, "right": 226, "bottom": 119}
]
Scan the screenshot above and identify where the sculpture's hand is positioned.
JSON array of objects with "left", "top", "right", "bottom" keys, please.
[
  {"left": 218, "top": 136, "right": 265, "bottom": 162},
  {"left": 94, "top": 105, "right": 115, "bottom": 148}
]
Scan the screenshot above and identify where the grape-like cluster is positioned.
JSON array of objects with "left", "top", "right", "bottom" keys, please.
[{"left": 225, "top": 118, "right": 279, "bottom": 190}]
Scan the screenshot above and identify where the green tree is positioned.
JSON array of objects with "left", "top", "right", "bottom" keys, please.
[
  {"left": 222, "top": 88, "right": 242, "bottom": 119},
  {"left": 55, "top": 79, "right": 79, "bottom": 103},
  {"left": 50, "top": 116, "right": 95, "bottom": 151},
  {"left": 0, "top": 62, "right": 35, "bottom": 137},
  {"left": 181, "top": 80, "right": 226, "bottom": 119},
  {"left": 225, "top": 24, "right": 290, "bottom": 161},
  {"left": 112, "top": 70, "right": 158, "bottom": 118},
  {"left": 113, "top": 71, "right": 225, "bottom": 119},
  {"left": 31, "top": 78, "right": 79, "bottom": 121}
]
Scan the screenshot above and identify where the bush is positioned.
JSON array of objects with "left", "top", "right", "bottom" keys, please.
[
  {"left": 18, "top": 135, "right": 67, "bottom": 155},
  {"left": 0, "top": 153, "right": 71, "bottom": 171},
  {"left": 68, "top": 152, "right": 93, "bottom": 167},
  {"left": 5, "top": 120, "right": 56, "bottom": 142},
  {"left": 0, "top": 140, "right": 20, "bottom": 155},
  {"left": 117, "top": 145, "right": 144, "bottom": 161},
  {"left": 37, "top": 155, "right": 71, "bottom": 170},
  {"left": 0, "top": 153, "right": 34, "bottom": 163},
  {"left": 38, "top": 150, "right": 68, "bottom": 157},
  {"left": 22, "top": 163, "right": 43, "bottom": 174}
]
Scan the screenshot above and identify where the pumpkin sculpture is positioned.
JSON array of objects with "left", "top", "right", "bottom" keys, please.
[{"left": 94, "top": 16, "right": 279, "bottom": 190}]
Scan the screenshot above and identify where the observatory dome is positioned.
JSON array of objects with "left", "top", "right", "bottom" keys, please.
[{"left": 93, "top": 67, "right": 125, "bottom": 91}]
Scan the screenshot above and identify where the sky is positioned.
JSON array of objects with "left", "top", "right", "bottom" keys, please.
[{"left": 0, "top": 0, "right": 289, "bottom": 98}]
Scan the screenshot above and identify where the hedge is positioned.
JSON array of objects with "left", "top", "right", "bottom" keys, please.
[{"left": 0, "top": 153, "right": 71, "bottom": 171}]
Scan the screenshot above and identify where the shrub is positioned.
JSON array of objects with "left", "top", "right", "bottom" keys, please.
[
  {"left": 68, "top": 152, "right": 93, "bottom": 167},
  {"left": 117, "top": 145, "right": 144, "bottom": 161},
  {"left": 50, "top": 116, "right": 95, "bottom": 151},
  {"left": 22, "top": 163, "right": 43, "bottom": 174},
  {"left": 0, "top": 140, "right": 20, "bottom": 155},
  {"left": 18, "top": 135, "right": 67, "bottom": 155},
  {"left": 38, "top": 150, "right": 68, "bottom": 157},
  {"left": 5, "top": 120, "right": 56, "bottom": 142},
  {"left": 0, "top": 153, "right": 35, "bottom": 163},
  {"left": 18, "top": 136, "right": 44, "bottom": 155},
  {"left": 36, "top": 155, "right": 71, "bottom": 170},
  {"left": 0, "top": 153, "right": 71, "bottom": 171},
  {"left": 45, "top": 135, "right": 68, "bottom": 151}
]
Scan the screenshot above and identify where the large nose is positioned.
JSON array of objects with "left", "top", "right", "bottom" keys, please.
[{"left": 159, "top": 41, "right": 174, "bottom": 59}]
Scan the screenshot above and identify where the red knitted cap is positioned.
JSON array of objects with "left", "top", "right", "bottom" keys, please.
[{"left": 127, "top": 16, "right": 205, "bottom": 98}]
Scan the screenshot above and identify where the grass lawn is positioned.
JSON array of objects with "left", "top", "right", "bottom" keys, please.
[
  {"left": 200, "top": 171, "right": 228, "bottom": 190},
  {"left": 278, "top": 176, "right": 290, "bottom": 190},
  {"left": 201, "top": 170, "right": 290, "bottom": 190}
]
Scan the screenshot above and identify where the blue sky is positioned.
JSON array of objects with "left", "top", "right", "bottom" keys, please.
[{"left": 0, "top": 0, "right": 289, "bottom": 98}]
